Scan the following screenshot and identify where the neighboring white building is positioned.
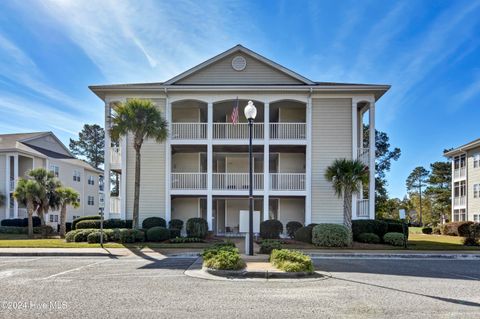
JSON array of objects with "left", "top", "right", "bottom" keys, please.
[
  {"left": 445, "top": 138, "right": 480, "bottom": 222},
  {"left": 0, "top": 132, "right": 103, "bottom": 228},
  {"left": 90, "top": 45, "right": 390, "bottom": 235}
]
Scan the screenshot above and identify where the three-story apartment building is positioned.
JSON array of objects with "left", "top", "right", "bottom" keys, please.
[
  {"left": 445, "top": 138, "right": 480, "bottom": 222},
  {"left": 90, "top": 45, "right": 390, "bottom": 234},
  {"left": 0, "top": 132, "right": 104, "bottom": 228}
]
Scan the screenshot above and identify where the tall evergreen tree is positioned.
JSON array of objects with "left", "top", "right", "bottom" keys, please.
[
  {"left": 406, "top": 166, "right": 430, "bottom": 225},
  {"left": 69, "top": 124, "right": 105, "bottom": 168},
  {"left": 425, "top": 161, "right": 451, "bottom": 223}
]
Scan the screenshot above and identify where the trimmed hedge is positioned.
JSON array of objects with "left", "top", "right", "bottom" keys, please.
[
  {"left": 259, "top": 239, "right": 282, "bottom": 254},
  {"left": 383, "top": 232, "right": 405, "bottom": 246},
  {"left": 72, "top": 215, "right": 100, "bottom": 230},
  {"left": 0, "top": 226, "right": 54, "bottom": 235},
  {"left": 294, "top": 225, "right": 315, "bottom": 243},
  {"left": 169, "top": 229, "right": 181, "bottom": 239},
  {"left": 312, "top": 224, "right": 352, "bottom": 247},
  {"left": 65, "top": 228, "right": 143, "bottom": 243},
  {"left": 1, "top": 217, "right": 41, "bottom": 227},
  {"left": 357, "top": 232, "right": 381, "bottom": 244},
  {"left": 169, "top": 237, "right": 204, "bottom": 243},
  {"left": 75, "top": 219, "right": 132, "bottom": 230},
  {"left": 142, "top": 217, "right": 166, "bottom": 229},
  {"left": 168, "top": 219, "right": 184, "bottom": 230},
  {"left": 260, "top": 219, "right": 283, "bottom": 239},
  {"left": 352, "top": 220, "right": 388, "bottom": 240},
  {"left": 422, "top": 227, "right": 433, "bottom": 234},
  {"left": 270, "top": 249, "right": 314, "bottom": 273},
  {"left": 186, "top": 218, "right": 208, "bottom": 239},
  {"left": 286, "top": 221, "right": 303, "bottom": 239},
  {"left": 202, "top": 245, "right": 245, "bottom": 270},
  {"left": 442, "top": 222, "right": 475, "bottom": 237},
  {"left": 146, "top": 226, "right": 170, "bottom": 242}
]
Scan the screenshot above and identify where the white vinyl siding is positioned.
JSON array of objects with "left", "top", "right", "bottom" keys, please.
[
  {"left": 0, "top": 154, "right": 6, "bottom": 220},
  {"left": 311, "top": 98, "right": 352, "bottom": 224},
  {"left": 468, "top": 147, "right": 480, "bottom": 220}
]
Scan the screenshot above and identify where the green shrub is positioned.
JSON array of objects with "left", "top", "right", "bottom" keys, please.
[
  {"left": 142, "top": 217, "right": 166, "bottom": 229},
  {"left": 463, "top": 236, "right": 479, "bottom": 246},
  {"left": 357, "top": 232, "right": 381, "bottom": 244},
  {"left": 212, "top": 241, "right": 236, "bottom": 249},
  {"left": 202, "top": 246, "right": 245, "bottom": 270},
  {"left": 0, "top": 226, "right": 27, "bottom": 234},
  {"left": 119, "top": 229, "right": 144, "bottom": 243},
  {"left": 186, "top": 218, "right": 208, "bottom": 239},
  {"left": 33, "top": 225, "right": 54, "bottom": 236},
  {"left": 72, "top": 215, "right": 100, "bottom": 230},
  {"left": 169, "top": 237, "right": 204, "bottom": 243},
  {"left": 440, "top": 222, "right": 474, "bottom": 236},
  {"left": 270, "top": 249, "right": 314, "bottom": 273},
  {"left": 312, "top": 224, "right": 352, "bottom": 247},
  {"left": 1, "top": 217, "right": 41, "bottom": 227},
  {"left": 432, "top": 226, "right": 441, "bottom": 235},
  {"left": 65, "top": 230, "right": 78, "bottom": 242},
  {"left": 386, "top": 222, "right": 405, "bottom": 235},
  {"left": 73, "top": 229, "right": 97, "bottom": 242},
  {"left": 383, "top": 232, "right": 405, "bottom": 246},
  {"left": 87, "top": 231, "right": 103, "bottom": 244},
  {"left": 259, "top": 239, "right": 282, "bottom": 254},
  {"left": 76, "top": 219, "right": 132, "bottom": 230},
  {"left": 294, "top": 225, "right": 314, "bottom": 243},
  {"left": 352, "top": 220, "right": 388, "bottom": 240},
  {"left": 146, "top": 226, "right": 170, "bottom": 242},
  {"left": 462, "top": 224, "right": 480, "bottom": 246},
  {"left": 169, "top": 229, "right": 181, "bottom": 239},
  {"left": 422, "top": 227, "right": 433, "bottom": 234},
  {"left": 168, "top": 219, "right": 184, "bottom": 230},
  {"left": 286, "top": 221, "right": 303, "bottom": 239},
  {"left": 260, "top": 219, "right": 283, "bottom": 239}
]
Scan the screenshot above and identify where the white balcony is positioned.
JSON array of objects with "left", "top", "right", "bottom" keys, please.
[
  {"left": 270, "top": 173, "right": 306, "bottom": 191},
  {"left": 110, "top": 196, "right": 121, "bottom": 214},
  {"left": 213, "top": 173, "right": 263, "bottom": 190},
  {"left": 171, "top": 123, "right": 207, "bottom": 140},
  {"left": 213, "top": 123, "right": 264, "bottom": 139},
  {"left": 357, "top": 199, "right": 369, "bottom": 218},
  {"left": 110, "top": 147, "right": 121, "bottom": 167},
  {"left": 454, "top": 196, "right": 466, "bottom": 207},
  {"left": 454, "top": 167, "right": 466, "bottom": 179},
  {"left": 357, "top": 148, "right": 370, "bottom": 166},
  {"left": 270, "top": 123, "right": 306, "bottom": 139},
  {"left": 171, "top": 173, "right": 207, "bottom": 190}
]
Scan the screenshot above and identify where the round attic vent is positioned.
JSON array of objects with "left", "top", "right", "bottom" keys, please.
[{"left": 231, "top": 55, "right": 247, "bottom": 71}]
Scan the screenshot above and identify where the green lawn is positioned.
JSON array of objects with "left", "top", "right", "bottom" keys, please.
[
  {"left": 407, "top": 233, "right": 480, "bottom": 250},
  {"left": 408, "top": 227, "right": 424, "bottom": 234}
]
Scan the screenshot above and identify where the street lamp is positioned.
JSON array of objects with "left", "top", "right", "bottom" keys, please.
[{"left": 244, "top": 101, "right": 257, "bottom": 256}]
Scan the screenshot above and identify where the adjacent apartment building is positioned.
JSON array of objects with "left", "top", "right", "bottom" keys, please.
[
  {"left": 445, "top": 138, "right": 480, "bottom": 222},
  {"left": 90, "top": 45, "right": 390, "bottom": 234},
  {"left": 0, "top": 132, "right": 104, "bottom": 228}
]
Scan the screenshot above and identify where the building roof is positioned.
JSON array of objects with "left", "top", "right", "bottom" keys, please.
[{"left": 444, "top": 138, "right": 480, "bottom": 157}]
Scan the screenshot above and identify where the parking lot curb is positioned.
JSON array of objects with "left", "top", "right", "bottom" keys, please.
[
  {"left": 0, "top": 252, "right": 121, "bottom": 257},
  {"left": 306, "top": 253, "right": 480, "bottom": 259}
]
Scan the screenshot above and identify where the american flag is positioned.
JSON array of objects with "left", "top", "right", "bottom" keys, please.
[{"left": 230, "top": 97, "right": 239, "bottom": 125}]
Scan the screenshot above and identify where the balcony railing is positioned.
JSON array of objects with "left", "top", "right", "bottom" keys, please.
[
  {"left": 453, "top": 167, "right": 466, "bottom": 179},
  {"left": 110, "top": 197, "right": 121, "bottom": 214},
  {"left": 213, "top": 173, "right": 263, "bottom": 190},
  {"left": 171, "top": 123, "right": 207, "bottom": 140},
  {"left": 357, "top": 199, "right": 369, "bottom": 218},
  {"left": 454, "top": 196, "right": 466, "bottom": 207},
  {"left": 270, "top": 173, "right": 306, "bottom": 191},
  {"left": 213, "top": 123, "right": 264, "bottom": 139},
  {"left": 171, "top": 173, "right": 207, "bottom": 190},
  {"left": 357, "top": 148, "right": 370, "bottom": 166},
  {"left": 110, "top": 147, "right": 121, "bottom": 166},
  {"left": 270, "top": 123, "right": 306, "bottom": 139}
]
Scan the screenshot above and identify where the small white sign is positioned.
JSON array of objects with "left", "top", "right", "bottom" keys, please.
[
  {"left": 399, "top": 209, "right": 406, "bottom": 220},
  {"left": 239, "top": 210, "right": 260, "bottom": 233}
]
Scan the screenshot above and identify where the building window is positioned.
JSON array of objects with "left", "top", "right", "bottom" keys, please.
[
  {"left": 454, "top": 181, "right": 466, "bottom": 197},
  {"left": 99, "top": 176, "right": 104, "bottom": 191},
  {"left": 474, "top": 214, "right": 479, "bottom": 222},
  {"left": 474, "top": 184, "right": 480, "bottom": 198},
  {"left": 453, "top": 209, "right": 466, "bottom": 222},
  {"left": 50, "top": 165, "right": 59, "bottom": 177},
  {"left": 88, "top": 196, "right": 94, "bottom": 206},
  {"left": 474, "top": 154, "right": 480, "bottom": 168},
  {"left": 88, "top": 175, "right": 95, "bottom": 185},
  {"left": 49, "top": 214, "right": 58, "bottom": 223},
  {"left": 73, "top": 170, "right": 81, "bottom": 182},
  {"left": 454, "top": 154, "right": 466, "bottom": 169}
]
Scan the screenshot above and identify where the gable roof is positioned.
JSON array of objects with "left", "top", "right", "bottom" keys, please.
[{"left": 444, "top": 138, "right": 480, "bottom": 157}]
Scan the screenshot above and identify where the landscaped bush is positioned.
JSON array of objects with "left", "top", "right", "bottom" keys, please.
[
  {"left": 202, "top": 245, "right": 245, "bottom": 270},
  {"left": 186, "top": 218, "right": 208, "bottom": 239},
  {"left": 75, "top": 219, "right": 132, "bottom": 230},
  {"left": 169, "top": 237, "right": 204, "bottom": 243},
  {"left": 294, "top": 225, "right": 314, "bottom": 243},
  {"left": 312, "top": 224, "right": 352, "bottom": 247},
  {"left": 386, "top": 221, "right": 405, "bottom": 235},
  {"left": 146, "top": 226, "right": 170, "bottom": 242},
  {"left": 168, "top": 219, "right": 184, "bottom": 230},
  {"left": 440, "top": 222, "right": 474, "bottom": 236},
  {"left": 33, "top": 225, "right": 54, "bottom": 236},
  {"left": 66, "top": 228, "right": 142, "bottom": 243},
  {"left": 260, "top": 219, "right": 283, "bottom": 239},
  {"left": 422, "top": 227, "right": 433, "bottom": 234},
  {"left": 212, "top": 241, "right": 236, "bottom": 249},
  {"left": 270, "top": 249, "right": 314, "bottom": 273},
  {"left": 352, "top": 220, "right": 388, "bottom": 240},
  {"left": 383, "top": 232, "right": 405, "bottom": 247},
  {"left": 357, "top": 232, "right": 381, "bottom": 244},
  {"left": 259, "top": 239, "right": 282, "bottom": 254},
  {"left": 73, "top": 229, "right": 98, "bottom": 242},
  {"left": 65, "top": 230, "right": 78, "bottom": 242},
  {"left": 87, "top": 231, "right": 103, "bottom": 244},
  {"left": 432, "top": 226, "right": 441, "bottom": 235},
  {"left": 462, "top": 223, "right": 480, "bottom": 246},
  {"left": 286, "top": 221, "right": 303, "bottom": 239},
  {"left": 1, "top": 217, "right": 41, "bottom": 227},
  {"left": 142, "top": 217, "right": 166, "bottom": 229},
  {"left": 72, "top": 215, "right": 100, "bottom": 230},
  {"left": 0, "top": 226, "right": 27, "bottom": 234},
  {"left": 119, "top": 229, "right": 145, "bottom": 243},
  {"left": 169, "top": 229, "right": 181, "bottom": 239}
]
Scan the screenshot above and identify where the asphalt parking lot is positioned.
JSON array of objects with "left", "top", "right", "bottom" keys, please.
[{"left": 0, "top": 254, "right": 479, "bottom": 318}]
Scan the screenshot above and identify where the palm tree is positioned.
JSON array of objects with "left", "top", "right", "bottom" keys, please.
[
  {"left": 325, "top": 159, "right": 369, "bottom": 230},
  {"left": 109, "top": 99, "right": 168, "bottom": 229},
  {"left": 14, "top": 178, "right": 43, "bottom": 238},
  {"left": 28, "top": 168, "right": 61, "bottom": 225},
  {"left": 56, "top": 187, "right": 80, "bottom": 238},
  {"left": 0, "top": 193, "right": 4, "bottom": 207}
]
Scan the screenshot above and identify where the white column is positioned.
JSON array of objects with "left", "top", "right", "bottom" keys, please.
[
  {"left": 351, "top": 99, "right": 358, "bottom": 219},
  {"left": 263, "top": 101, "right": 270, "bottom": 221},
  {"left": 207, "top": 102, "right": 213, "bottom": 230},
  {"left": 305, "top": 96, "right": 312, "bottom": 225},
  {"left": 120, "top": 136, "right": 127, "bottom": 220},
  {"left": 13, "top": 154, "right": 18, "bottom": 218},
  {"left": 165, "top": 99, "right": 172, "bottom": 224},
  {"left": 103, "top": 99, "right": 111, "bottom": 219},
  {"left": 5, "top": 155, "right": 10, "bottom": 218},
  {"left": 368, "top": 101, "right": 376, "bottom": 219}
]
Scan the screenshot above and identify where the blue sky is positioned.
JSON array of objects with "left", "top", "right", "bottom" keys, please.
[{"left": 0, "top": 0, "right": 479, "bottom": 199}]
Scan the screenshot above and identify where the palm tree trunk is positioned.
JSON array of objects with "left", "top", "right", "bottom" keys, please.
[
  {"left": 38, "top": 207, "right": 46, "bottom": 226},
  {"left": 344, "top": 190, "right": 352, "bottom": 230},
  {"left": 59, "top": 204, "right": 67, "bottom": 238},
  {"left": 27, "top": 202, "right": 33, "bottom": 239},
  {"left": 133, "top": 147, "right": 141, "bottom": 229}
]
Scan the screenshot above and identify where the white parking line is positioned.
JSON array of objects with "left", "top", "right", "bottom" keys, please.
[{"left": 40, "top": 259, "right": 111, "bottom": 280}]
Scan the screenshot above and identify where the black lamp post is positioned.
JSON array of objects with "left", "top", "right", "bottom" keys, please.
[{"left": 244, "top": 101, "right": 257, "bottom": 256}]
